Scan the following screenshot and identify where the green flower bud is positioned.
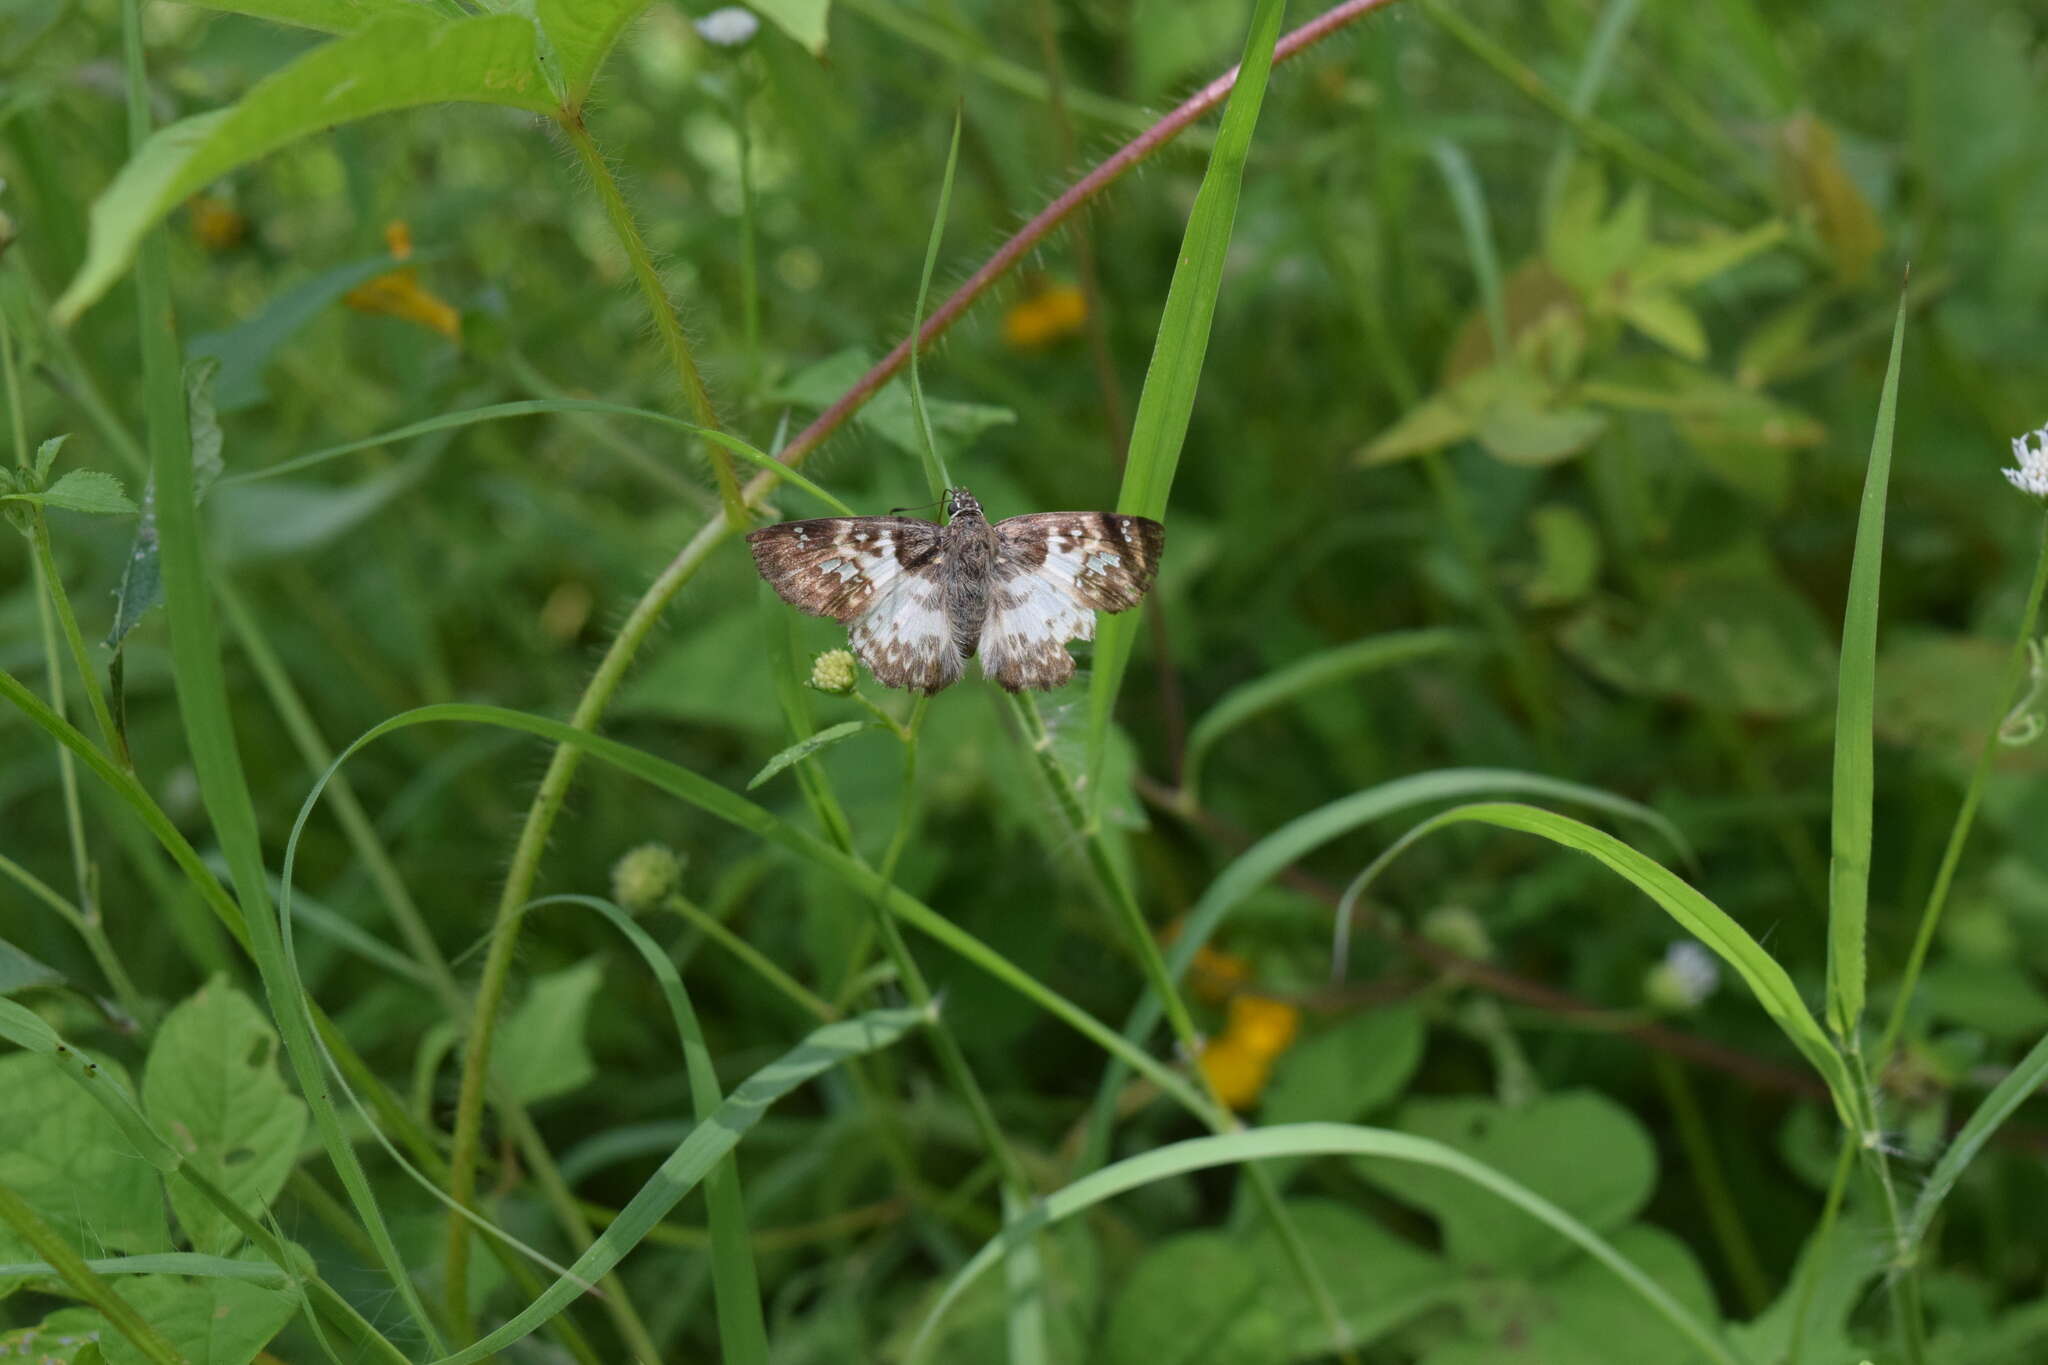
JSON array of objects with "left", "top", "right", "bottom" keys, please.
[
  {"left": 1419, "top": 904, "right": 1492, "bottom": 961},
  {"left": 611, "top": 843, "right": 683, "bottom": 914},
  {"left": 807, "top": 649, "right": 858, "bottom": 696}
]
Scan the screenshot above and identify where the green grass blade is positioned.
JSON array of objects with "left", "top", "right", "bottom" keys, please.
[
  {"left": 281, "top": 702, "right": 1215, "bottom": 1119},
  {"left": 1180, "top": 628, "right": 1478, "bottom": 804},
  {"left": 907, "top": 1123, "right": 1745, "bottom": 1365},
  {"left": 0, "top": 1182, "right": 185, "bottom": 1365},
  {"left": 216, "top": 397, "right": 855, "bottom": 514},
  {"left": 428, "top": 1006, "right": 926, "bottom": 1365},
  {"left": 1085, "top": 0, "right": 1289, "bottom": 802},
  {"left": 1350, "top": 802, "right": 1854, "bottom": 1118},
  {"left": 1430, "top": 137, "right": 1509, "bottom": 359},
  {"left": 1084, "top": 769, "right": 1694, "bottom": 1166},
  {"left": 1826, "top": 292, "right": 1908, "bottom": 1040},
  {"left": 0, "top": 1252, "right": 291, "bottom": 1283},
  {"left": 1907, "top": 1028, "right": 2048, "bottom": 1247},
  {"left": 119, "top": 0, "right": 445, "bottom": 1345},
  {"left": 748, "top": 720, "right": 882, "bottom": 790},
  {"left": 522, "top": 896, "right": 769, "bottom": 1365},
  {"left": 908, "top": 114, "right": 963, "bottom": 501}
]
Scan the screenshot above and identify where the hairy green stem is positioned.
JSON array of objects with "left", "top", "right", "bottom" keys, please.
[
  {"left": 1877, "top": 512, "right": 2048, "bottom": 1063},
  {"left": 560, "top": 116, "right": 744, "bottom": 528},
  {"left": 27, "top": 513, "right": 128, "bottom": 767}
]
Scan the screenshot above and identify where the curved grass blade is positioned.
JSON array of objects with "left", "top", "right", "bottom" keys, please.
[
  {"left": 0, "top": 1252, "right": 291, "bottom": 1283},
  {"left": 907, "top": 114, "right": 962, "bottom": 501},
  {"left": 1180, "top": 628, "right": 1478, "bottom": 804},
  {"left": 1085, "top": 0, "right": 1289, "bottom": 806},
  {"left": 748, "top": 720, "right": 881, "bottom": 791},
  {"left": 1907, "top": 1028, "right": 2048, "bottom": 1247},
  {"left": 1826, "top": 292, "right": 1908, "bottom": 1040},
  {"left": 907, "top": 1123, "right": 1745, "bottom": 1365},
  {"left": 523, "top": 896, "right": 767, "bottom": 1365},
  {"left": 427, "top": 1006, "right": 926, "bottom": 1365},
  {"left": 1084, "top": 769, "right": 1693, "bottom": 1166},
  {"left": 1345, "top": 802, "right": 1853, "bottom": 1118},
  {"left": 282, "top": 702, "right": 1214, "bottom": 1119},
  {"left": 217, "top": 398, "right": 855, "bottom": 515}
]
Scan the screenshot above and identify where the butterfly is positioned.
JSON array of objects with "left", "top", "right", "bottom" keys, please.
[{"left": 747, "top": 488, "right": 1166, "bottom": 694}]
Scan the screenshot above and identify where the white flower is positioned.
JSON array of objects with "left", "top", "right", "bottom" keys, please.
[
  {"left": 695, "top": 5, "right": 759, "bottom": 47},
  {"left": 1644, "top": 941, "right": 1720, "bottom": 1012},
  {"left": 2003, "top": 424, "right": 2048, "bottom": 498}
]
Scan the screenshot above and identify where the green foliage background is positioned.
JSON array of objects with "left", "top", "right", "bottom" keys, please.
[{"left": 4, "top": 0, "right": 2048, "bottom": 1361}]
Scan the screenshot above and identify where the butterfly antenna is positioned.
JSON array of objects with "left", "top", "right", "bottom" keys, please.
[{"left": 888, "top": 496, "right": 945, "bottom": 515}]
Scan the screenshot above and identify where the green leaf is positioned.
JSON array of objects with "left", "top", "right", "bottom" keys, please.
[
  {"left": 1087, "top": 0, "right": 1287, "bottom": 805},
  {"left": 1182, "top": 629, "right": 1476, "bottom": 803},
  {"left": 1909, "top": 1027, "right": 2048, "bottom": 1248},
  {"left": 108, "top": 360, "right": 228, "bottom": 654},
  {"left": 55, "top": 13, "right": 555, "bottom": 324},
  {"left": 33, "top": 434, "right": 67, "bottom": 484},
  {"left": 142, "top": 978, "right": 309, "bottom": 1256},
  {"left": 533, "top": 0, "right": 654, "bottom": 108},
  {"left": 1728, "top": 1214, "right": 1877, "bottom": 1365},
  {"left": 0, "top": 1053, "right": 169, "bottom": 1261},
  {"left": 0, "top": 938, "right": 65, "bottom": 996},
  {"left": 1827, "top": 293, "right": 1907, "bottom": 1039},
  {"left": 1616, "top": 288, "right": 1708, "bottom": 361},
  {"left": 909, "top": 1124, "right": 1742, "bottom": 1365},
  {"left": 1, "top": 1310, "right": 106, "bottom": 1364},
  {"left": 494, "top": 958, "right": 604, "bottom": 1103},
  {"left": 1263, "top": 1005, "right": 1426, "bottom": 1129},
  {"left": 775, "top": 348, "right": 1015, "bottom": 464},
  {"left": 1523, "top": 503, "right": 1602, "bottom": 607},
  {"left": 747, "top": 720, "right": 881, "bottom": 790},
  {"left": 746, "top": 0, "right": 830, "bottom": 53},
  {"left": 93, "top": 1275, "right": 294, "bottom": 1365},
  {"left": 1356, "top": 390, "right": 1476, "bottom": 464},
  {"left": 1359, "top": 1092, "right": 1655, "bottom": 1273},
  {"left": 33, "top": 469, "right": 137, "bottom": 515}
]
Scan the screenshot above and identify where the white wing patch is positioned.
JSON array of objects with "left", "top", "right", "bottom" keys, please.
[
  {"left": 851, "top": 571, "right": 962, "bottom": 694},
  {"left": 979, "top": 542, "right": 1100, "bottom": 691}
]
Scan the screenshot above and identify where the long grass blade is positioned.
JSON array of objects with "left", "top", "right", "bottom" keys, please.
[
  {"left": 1907, "top": 1029, "right": 2048, "bottom": 1247},
  {"left": 1086, "top": 0, "right": 1290, "bottom": 803},
  {"left": 1826, "top": 291, "right": 1908, "bottom": 1040},
  {"left": 908, "top": 114, "right": 963, "bottom": 500},
  {"left": 907, "top": 1123, "right": 1744, "bottom": 1365}
]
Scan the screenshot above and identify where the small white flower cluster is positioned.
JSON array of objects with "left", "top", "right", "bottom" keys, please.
[
  {"left": 1644, "top": 940, "right": 1720, "bottom": 1012},
  {"left": 2004, "top": 424, "right": 2048, "bottom": 499},
  {"left": 695, "top": 5, "right": 759, "bottom": 48}
]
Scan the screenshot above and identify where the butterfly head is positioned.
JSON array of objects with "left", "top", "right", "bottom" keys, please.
[{"left": 944, "top": 487, "right": 984, "bottom": 524}]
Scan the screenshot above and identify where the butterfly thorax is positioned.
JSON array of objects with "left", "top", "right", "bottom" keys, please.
[{"left": 941, "top": 488, "right": 996, "bottom": 657}]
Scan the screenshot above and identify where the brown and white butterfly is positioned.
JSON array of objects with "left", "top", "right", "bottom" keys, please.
[{"left": 747, "top": 488, "right": 1165, "bottom": 694}]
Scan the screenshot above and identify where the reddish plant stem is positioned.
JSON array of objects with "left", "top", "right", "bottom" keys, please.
[{"left": 773, "top": 0, "right": 1402, "bottom": 473}]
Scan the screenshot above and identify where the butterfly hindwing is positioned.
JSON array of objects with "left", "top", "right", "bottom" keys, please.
[
  {"left": 980, "top": 512, "right": 1166, "bottom": 692},
  {"left": 746, "top": 516, "right": 962, "bottom": 693}
]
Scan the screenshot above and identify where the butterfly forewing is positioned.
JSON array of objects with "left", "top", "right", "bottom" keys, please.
[{"left": 980, "top": 512, "right": 1165, "bottom": 692}]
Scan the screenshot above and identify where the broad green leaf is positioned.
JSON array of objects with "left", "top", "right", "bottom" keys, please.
[
  {"left": 55, "top": 13, "right": 555, "bottom": 323},
  {"left": 1358, "top": 1092, "right": 1655, "bottom": 1273},
  {"left": 495, "top": 958, "right": 604, "bottom": 1103},
  {"left": 1356, "top": 390, "right": 1475, "bottom": 464},
  {"left": 1182, "top": 628, "right": 1476, "bottom": 803},
  {"left": 1088, "top": 0, "right": 1288, "bottom": 805},
  {"left": 0, "top": 938, "right": 64, "bottom": 996},
  {"left": 1617, "top": 288, "right": 1707, "bottom": 361},
  {"left": 33, "top": 434, "right": 67, "bottom": 484},
  {"left": 533, "top": 0, "right": 656, "bottom": 108},
  {"left": 1262, "top": 1005, "right": 1426, "bottom": 1130},
  {"left": 774, "top": 348, "right": 1015, "bottom": 463},
  {"left": 747, "top": 0, "right": 829, "bottom": 52},
  {"left": 1, "top": 1310, "right": 105, "bottom": 1364},
  {"left": 93, "top": 1275, "right": 294, "bottom": 1365},
  {"left": 910, "top": 1125, "right": 1742, "bottom": 1365},
  {"left": 1475, "top": 397, "right": 1607, "bottom": 466},
  {"left": 0, "top": 1054, "right": 168, "bottom": 1261},
  {"left": 142, "top": 978, "right": 309, "bottom": 1256},
  {"left": 1523, "top": 503, "right": 1601, "bottom": 607},
  {"left": 32, "top": 470, "right": 137, "bottom": 515},
  {"left": 1427, "top": 1225, "right": 1719, "bottom": 1365},
  {"left": 1827, "top": 294, "right": 1907, "bottom": 1038},
  {"left": 748, "top": 720, "right": 881, "bottom": 790},
  {"left": 1728, "top": 1214, "right": 1876, "bottom": 1365}
]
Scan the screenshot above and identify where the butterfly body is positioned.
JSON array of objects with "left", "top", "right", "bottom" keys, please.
[{"left": 747, "top": 487, "right": 1164, "bottom": 694}]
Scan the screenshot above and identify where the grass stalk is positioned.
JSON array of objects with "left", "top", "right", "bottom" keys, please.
[
  {"left": 0, "top": 1180, "right": 184, "bottom": 1365},
  {"left": 1650, "top": 1052, "right": 1770, "bottom": 1314}
]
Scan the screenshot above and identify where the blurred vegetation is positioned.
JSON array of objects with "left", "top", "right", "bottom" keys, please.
[{"left": 5, "top": 0, "right": 2048, "bottom": 1361}]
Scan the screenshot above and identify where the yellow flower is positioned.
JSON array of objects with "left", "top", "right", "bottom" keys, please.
[
  {"left": 189, "top": 195, "right": 246, "bottom": 250},
  {"left": 1196, "top": 993, "right": 1301, "bottom": 1111},
  {"left": 343, "top": 221, "right": 458, "bottom": 339},
  {"left": 1001, "top": 282, "right": 1087, "bottom": 350},
  {"left": 1225, "top": 993, "right": 1300, "bottom": 1055},
  {"left": 1189, "top": 943, "right": 1251, "bottom": 1004},
  {"left": 1198, "top": 1036, "right": 1276, "bottom": 1111}
]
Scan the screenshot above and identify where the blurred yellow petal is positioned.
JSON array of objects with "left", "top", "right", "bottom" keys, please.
[
  {"left": 345, "top": 270, "right": 461, "bottom": 341},
  {"left": 1002, "top": 282, "right": 1087, "bottom": 350},
  {"left": 1226, "top": 994, "right": 1300, "bottom": 1056},
  {"left": 1197, "top": 1037, "right": 1274, "bottom": 1111},
  {"left": 383, "top": 219, "right": 415, "bottom": 261},
  {"left": 1189, "top": 943, "right": 1252, "bottom": 1004},
  {"left": 189, "top": 196, "right": 246, "bottom": 251}
]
